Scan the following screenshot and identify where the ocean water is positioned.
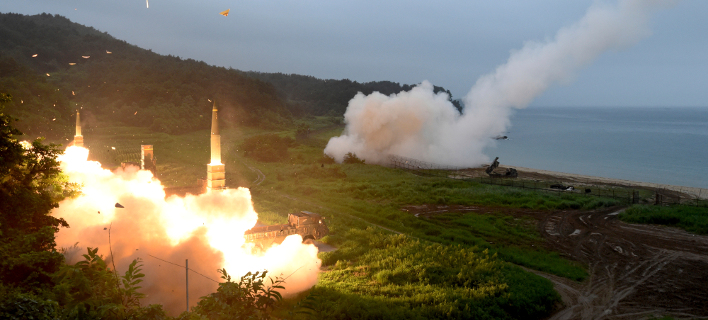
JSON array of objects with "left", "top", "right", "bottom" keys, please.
[{"left": 485, "top": 106, "right": 708, "bottom": 188}]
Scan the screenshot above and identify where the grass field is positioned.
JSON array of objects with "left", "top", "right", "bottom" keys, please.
[
  {"left": 68, "top": 117, "right": 638, "bottom": 318},
  {"left": 619, "top": 204, "right": 708, "bottom": 235}
]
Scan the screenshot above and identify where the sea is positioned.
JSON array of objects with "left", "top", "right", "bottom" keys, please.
[{"left": 484, "top": 106, "right": 708, "bottom": 189}]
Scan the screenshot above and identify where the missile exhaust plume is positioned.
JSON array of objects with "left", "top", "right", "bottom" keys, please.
[
  {"left": 53, "top": 146, "right": 320, "bottom": 314},
  {"left": 324, "top": 0, "right": 677, "bottom": 167}
]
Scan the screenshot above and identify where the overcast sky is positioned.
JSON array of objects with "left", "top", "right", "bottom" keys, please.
[{"left": 3, "top": 0, "right": 707, "bottom": 107}]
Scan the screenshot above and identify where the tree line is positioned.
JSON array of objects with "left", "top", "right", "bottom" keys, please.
[{"left": 0, "top": 12, "right": 461, "bottom": 141}]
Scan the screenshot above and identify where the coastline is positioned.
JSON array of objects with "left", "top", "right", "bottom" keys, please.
[
  {"left": 461, "top": 165, "right": 707, "bottom": 200},
  {"left": 511, "top": 166, "right": 707, "bottom": 200}
]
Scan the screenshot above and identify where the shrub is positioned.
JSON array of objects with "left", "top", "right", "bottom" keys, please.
[
  {"left": 191, "top": 269, "right": 284, "bottom": 320},
  {"left": 342, "top": 152, "right": 365, "bottom": 164}
]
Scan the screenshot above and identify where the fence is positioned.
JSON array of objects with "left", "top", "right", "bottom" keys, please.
[
  {"left": 475, "top": 176, "right": 640, "bottom": 204},
  {"left": 387, "top": 155, "right": 707, "bottom": 207}
]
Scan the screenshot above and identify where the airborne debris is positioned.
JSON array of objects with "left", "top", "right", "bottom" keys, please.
[
  {"left": 106, "top": 50, "right": 112, "bottom": 54},
  {"left": 31, "top": 54, "right": 38, "bottom": 57},
  {"left": 220, "top": 9, "right": 230, "bottom": 16},
  {"left": 146, "top": 0, "right": 149, "bottom": 9},
  {"left": 46, "top": 73, "right": 50, "bottom": 76},
  {"left": 72, "top": 91, "right": 75, "bottom": 95},
  {"left": 69, "top": 62, "right": 76, "bottom": 65},
  {"left": 82, "top": 56, "right": 90, "bottom": 59}
]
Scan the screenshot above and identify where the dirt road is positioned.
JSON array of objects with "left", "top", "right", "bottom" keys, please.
[{"left": 540, "top": 207, "right": 708, "bottom": 320}]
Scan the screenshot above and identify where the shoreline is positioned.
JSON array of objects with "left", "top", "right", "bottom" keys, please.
[
  {"left": 510, "top": 166, "right": 708, "bottom": 200},
  {"left": 462, "top": 165, "right": 707, "bottom": 200}
]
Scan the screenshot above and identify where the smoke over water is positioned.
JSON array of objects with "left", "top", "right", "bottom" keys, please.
[
  {"left": 325, "top": 0, "right": 676, "bottom": 167},
  {"left": 53, "top": 146, "right": 320, "bottom": 314}
]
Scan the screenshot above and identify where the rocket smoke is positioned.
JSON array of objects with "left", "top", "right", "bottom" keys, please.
[
  {"left": 53, "top": 146, "right": 320, "bottom": 314},
  {"left": 324, "top": 0, "right": 677, "bottom": 167}
]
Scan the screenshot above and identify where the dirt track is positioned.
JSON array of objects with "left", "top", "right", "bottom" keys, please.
[
  {"left": 540, "top": 207, "right": 708, "bottom": 320},
  {"left": 405, "top": 204, "right": 708, "bottom": 319}
]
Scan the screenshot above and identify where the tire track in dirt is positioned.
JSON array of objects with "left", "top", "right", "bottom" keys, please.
[{"left": 541, "top": 208, "right": 708, "bottom": 320}]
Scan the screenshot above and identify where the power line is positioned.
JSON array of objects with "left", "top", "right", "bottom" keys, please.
[{"left": 147, "top": 254, "right": 220, "bottom": 283}]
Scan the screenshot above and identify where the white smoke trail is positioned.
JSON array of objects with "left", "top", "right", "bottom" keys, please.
[
  {"left": 53, "top": 146, "right": 320, "bottom": 314},
  {"left": 324, "top": 0, "right": 677, "bottom": 167}
]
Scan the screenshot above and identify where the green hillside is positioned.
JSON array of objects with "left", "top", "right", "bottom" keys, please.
[
  {"left": 245, "top": 72, "right": 463, "bottom": 116},
  {"left": 0, "top": 12, "right": 290, "bottom": 139},
  {"left": 0, "top": 12, "right": 461, "bottom": 142}
]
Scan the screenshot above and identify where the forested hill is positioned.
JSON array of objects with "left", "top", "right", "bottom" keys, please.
[
  {"left": 0, "top": 12, "right": 289, "bottom": 139},
  {"left": 0, "top": 12, "right": 461, "bottom": 140},
  {"left": 245, "top": 72, "right": 462, "bottom": 117}
]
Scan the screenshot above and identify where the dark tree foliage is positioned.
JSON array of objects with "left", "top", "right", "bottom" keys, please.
[
  {"left": 1, "top": 12, "right": 462, "bottom": 139},
  {"left": 0, "top": 92, "right": 76, "bottom": 294},
  {"left": 245, "top": 72, "right": 464, "bottom": 116},
  {"left": 342, "top": 152, "right": 365, "bottom": 164},
  {"left": 0, "top": 13, "right": 291, "bottom": 137}
]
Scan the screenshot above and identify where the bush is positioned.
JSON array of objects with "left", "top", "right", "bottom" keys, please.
[
  {"left": 191, "top": 269, "right": 284, "bottom": 320},
  {"left": 342, "top": 152, "right": 365, "bottom": 164}
]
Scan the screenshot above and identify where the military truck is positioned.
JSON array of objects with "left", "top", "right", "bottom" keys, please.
[{"left": 244, "top": 211, "right": 329, "bottom": 250}]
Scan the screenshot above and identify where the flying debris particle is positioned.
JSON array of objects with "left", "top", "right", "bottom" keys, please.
[
  {"left": 111, "top": 147, "right": 116, "bottom": 150},
  {"left": 208, "top": 99, "right": 212, "bottom": 102},
  {"left": 98, "top": 211, "right": 100, "bottom": 214},
  {"left": 220, "top": 9, "right": 230, "bottom": 17},
  {"left": 72, "top": 91, "right": 75, "bottom": 95},
  {"left": 31, "top": 54, "right": 38, "bottom": 57},
  {"left": 69, "top": 63, "right": 76, "bottom": 65},
  {"left": 82, "top": 56, "right": 90, "bottom": 59},
  {"left": 146, "top": 0, "right": 149, "bottom": 8},
  {"left": 46, "top": 73, "right": 50, "bottom": 76},
  {"left": 106, "top": 50, "right": 112, "bottom": 54},
  {"left": 134, "top": 111, "right": 138, "bottom": 115},
  {"left": 52, "top": 118, "right": 56, "bottom": 121},
  {"left": 115, "top": 203, "right": 124, "bottom": 208},
  {"left": 103, "top": 227, "right": 107, "bottom": 230}
]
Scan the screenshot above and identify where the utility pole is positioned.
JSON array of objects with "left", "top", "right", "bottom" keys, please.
[{"left": 186, "top": 259, "right": 189, "bottom": 312}]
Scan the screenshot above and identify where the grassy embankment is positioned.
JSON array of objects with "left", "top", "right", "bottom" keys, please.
[
  {"left": 619, "top": 204, "right": 708, "bottom": 235},
  {"left": 75, "top": 117, "right": 629, "bottom": 318}
]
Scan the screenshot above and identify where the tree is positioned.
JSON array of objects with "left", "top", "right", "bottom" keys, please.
[
  {"left": 342, "top": 152, "right": 365, "bottom": 164},
  {"left": 0, "top": 92, "right": 78, "bottom": 293}
]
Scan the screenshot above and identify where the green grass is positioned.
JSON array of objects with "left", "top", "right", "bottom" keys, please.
[
  {"left": 64, "top": 117, "right": 644, "bottom": 319},
  {"left": 303, "top": 229, "right": 560, "bottom": 320},
  {"left": 619, "top": 204, "right": 708, "bottom": 235}
]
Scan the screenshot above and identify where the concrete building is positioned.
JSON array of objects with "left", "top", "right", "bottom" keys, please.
[
  {"left": 206, "top": 101, "right": 225, "bottom": 191},
  {"left": 73, "top": 110, "right": 83, "bottom": 147}
]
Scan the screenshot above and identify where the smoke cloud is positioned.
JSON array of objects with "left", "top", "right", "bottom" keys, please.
[
  {"left": 325, "top": 0, "right": 676, "bottom": 167},
  {"left": 53, "top": 146, "right": 320, "bottom": 314}
]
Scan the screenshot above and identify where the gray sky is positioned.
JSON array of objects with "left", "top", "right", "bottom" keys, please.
[{"left": 3, "top": 0, "right": 707, "bottom": 107}]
